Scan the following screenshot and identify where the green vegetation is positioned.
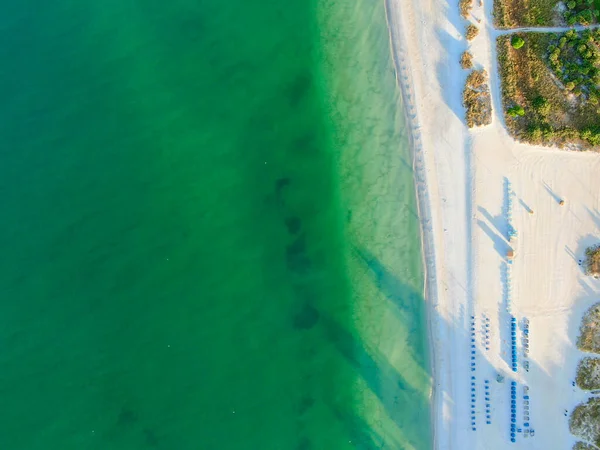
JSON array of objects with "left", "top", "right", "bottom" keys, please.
[
  {"left": 578, "top": 303, "right": 600, "bottom": 353},
  {"left": 463, "top": 69, "right": 492, "bottom": 127},
  {"left": 531, "top": 95, "right": 550, "bottom": 114},
  {"left": 494, "top": 0, "right": 600, "bottom": 27},
  {"left": 511, "top": 35, "right": 525, "bottom": 49},
  {"left": 460, "top": 0, "right": 473, "bottom": 18},
  {"left": 547, "top": 29, "right": 600, "bottom": 103},
  {"left": 507, "top": 104, "right": 525, "bottom": 116},
  {"left": 585, "top": 244, "right": 600, "bottom": 277},
  {"left": 493, "top": 0, "right": 561, "bottom": 28},
  {"left": 466, "top": 24, "right": 479, "bottom": 41},
  {"left": 572, "top": 300, "right": 600, "bottom": 448},
  {"left": 497, "top": 32, "right": 600, "bottom": 148},
  {"left": 573, "top": 442, "right": 596, "bottom": 450},
  {"left": 460, "top": 51, "right": 474, "bottom": 69},
  {"left": 564, "top": 0, "right": 600, "bottom": 26},
  {"left": 577, "top": 357, "right": 600, "bottom": 390},
  {"left": 570, "top": 397, "right": 600, "bottom": 447}
]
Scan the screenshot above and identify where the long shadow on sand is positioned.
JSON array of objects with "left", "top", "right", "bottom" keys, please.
[
  {"left": 585, "top": 207, "right": 600, "bottom": 231},
  {"left": 478, "top": 206, "right": 508, "bottom": 241},
  {"left": 477, "top": 219, "right": 510, "bottom": 259},
  {"left": 435, "top": 27, "right": 464, "bottom": 123}
]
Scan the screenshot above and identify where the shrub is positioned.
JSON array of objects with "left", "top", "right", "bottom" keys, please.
[
  {"left": 507, "top": 105, "right": 525, "bottom": 117},
  {"left": 576, "top": 357, "right": 600, "bottom": 390},
  {"left": 578, "top": 302, "right": 600, "bottom": 353},
  {"left": 466, "top": 24, "right": 479, "bottom": 41},
  {"left": 526, "top": 124, "right": 543, "bottom": 142},
  {"left": 531, "top": 95, "right": 548, "bottom": 111},
  {"left": 463, "top": 69, "right": 492, "bottom": 127},
  {"left": 578, "top": 10, "right": 594, "bottom": 25},
  {"left": 570, "top": 398, "right": 600, "bottom": 447},
  {"left": 459, "top": 0, "right": 473, "bottom": 19},
  {"left": 531, "top": 95, "right": 550, "bottom": 115},
  {"left": 584, "top": 244, "right": 600, "bottom": 275},
  {"left": 511, "top": 35, "right": 525, "bottom": 49},
  {"left": 460, "top": 51, "right": 474, "bottom": 69},
  {"left": 574, "top": 442, "right": 596, "bottom": 450}
]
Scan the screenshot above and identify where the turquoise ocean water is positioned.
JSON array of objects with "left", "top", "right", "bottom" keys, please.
[{"left": 0, "top": 0, "right": 431, "bottom": 448}]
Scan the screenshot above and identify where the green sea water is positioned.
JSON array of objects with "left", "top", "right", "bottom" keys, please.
[{"left": 0, "top": 0, "right": 431, "bottom": 449}]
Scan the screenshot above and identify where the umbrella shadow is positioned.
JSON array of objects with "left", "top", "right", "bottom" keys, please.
[{"left": 477, "top": 219, "right": 511, "bottom": 259}]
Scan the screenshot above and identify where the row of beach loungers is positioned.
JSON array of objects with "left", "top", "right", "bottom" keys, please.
[
  {"left": 510, "top": 381, "right": 517, "bottom": 442},
  {"left": 482, "top": 315, "right": 490, "bottom": 351},
  {"left": 470, "top": 315, "right": 477, "bottom": 430},
  {"left": 522, "top": 318, "right": 530, "bottom": 358},
  {"left": 511, "top": 317, "right": 518, "bottom": 372},
  {"left": 506, "top": 180, "right": 518, "bottom": 242}
]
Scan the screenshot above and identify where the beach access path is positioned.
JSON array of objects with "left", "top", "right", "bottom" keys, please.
[{"left": 385, "top": 0, "right": 600, "bottom": 449}]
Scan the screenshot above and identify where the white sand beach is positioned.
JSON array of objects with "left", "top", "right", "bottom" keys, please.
[{"left": 385, "top": 0, "right": 600, "bottom": 448}]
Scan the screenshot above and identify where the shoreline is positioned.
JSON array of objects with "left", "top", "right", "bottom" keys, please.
[
  {"left": 385, "top": 0, "right": 600, "bottom": 448},
  {"left": 383, "top": 0, "right": 443, "bottom": 447}
]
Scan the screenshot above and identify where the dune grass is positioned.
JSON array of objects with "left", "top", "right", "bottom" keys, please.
[
  {"left": 463, "top": 69, "right": 492, "bottom": 127},
  {"left": 577, "top": 357, "right": 600, "bottom": 390},
  {"left": 494, "top": 0, "right": 600, "bottom": 28},
  {"left": 571, "top": 398, "right": 600, "bottom": 447},
  {"left": 460, "top": 51, "right": 474, "bottom": 69},
  {"left": 585, "top": 244, "right": 600, "bottom": 277},
  {"left": 497, "top": 31, "right": 600, "bottom": 148},
  {"left": 573, "top": 441, "right": 597, "bottom": 450},
  {"left": 493, "top": 0, "right": 561, "bottom": 28},
  {"left": 578, "top": 303, "right": 600, "bottom": 354},
  {"left": 460, "top": 0, "right": 473, "bottom": 19}
]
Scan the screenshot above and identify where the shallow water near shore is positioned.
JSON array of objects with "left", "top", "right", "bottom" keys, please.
[{"left": 0, "top": 0, "right": 430, "bottom": 448}]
